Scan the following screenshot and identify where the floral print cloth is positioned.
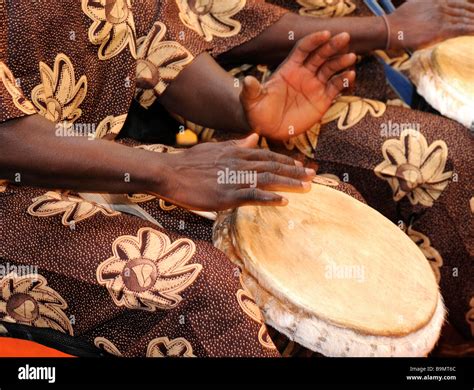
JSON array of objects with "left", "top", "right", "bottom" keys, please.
[
  {"left": 1, "top": 0, "right": 473, "bottom": 358},
  {"left": 0, "top": 0, "right": 288, "bottom": 357}
]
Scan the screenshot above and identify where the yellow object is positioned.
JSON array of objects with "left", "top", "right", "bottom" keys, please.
[{"left": 176, "top": 129, "right": 198, "bottom": 146}]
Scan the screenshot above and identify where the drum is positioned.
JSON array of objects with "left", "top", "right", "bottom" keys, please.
[
  {"left": 213, "top": 177, "right": 445, "bottom": 357},
  {"left": 402, "top": 36, "right": 474, "bottom": 129}
]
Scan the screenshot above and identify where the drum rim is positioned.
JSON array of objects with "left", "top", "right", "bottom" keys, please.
[{"left": 241, "top": 270, "right": 445, "bottom": 357}]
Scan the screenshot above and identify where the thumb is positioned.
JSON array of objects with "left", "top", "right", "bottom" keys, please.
[
  {"left": 240, "top": 76, "right": 264, "bottom": 102},
  {"left": 233, "top": 133, "right": 260, "bottom": 148}
]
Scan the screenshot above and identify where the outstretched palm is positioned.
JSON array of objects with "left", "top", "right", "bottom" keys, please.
[{"left": 241, "top": 31, "right": 356, "bottom": 140}]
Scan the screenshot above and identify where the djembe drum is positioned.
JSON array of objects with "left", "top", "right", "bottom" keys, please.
[
  {"left": 213, "top": 177, "right": 445, "bottom": 357},
  {"left": 403, "top": 36, "right": 474, "bottom": 129}
]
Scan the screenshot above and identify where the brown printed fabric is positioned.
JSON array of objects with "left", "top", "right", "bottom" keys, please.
[
  {"left": 0, "top": 171, "right": 364, "bottom": 357},
  {"left": 0, "top": 184, "right": 277, "bottom": 357},
  {"left": 0, "top": 0, "right": 287, "bottom": 132},
  {"left": 0, "top": 0, "right": 290, "bottom": 357},
  {"left": 1, "top": 0, "right": 473, "bottom": 358},
  {"left": 161, "top": 0, "right": 473, "bottom": 354}
]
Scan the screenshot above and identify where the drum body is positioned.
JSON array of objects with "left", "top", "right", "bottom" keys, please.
[
  {"left": 213, "top": 178, "right": 445, "bottom": 357},
  {"left": 403, "top": 36, "right": 474, "bottom": 129}
]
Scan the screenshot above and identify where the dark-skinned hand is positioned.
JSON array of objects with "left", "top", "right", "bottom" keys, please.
[
  {"left": 157, "top": 134, "right": 316, "bottom": 211},
  {"left": 240, "top": 31, "right": 356, "bottom": 140},
  {"left": 388, "top": 0, "right": 474, "bottom": 50}
]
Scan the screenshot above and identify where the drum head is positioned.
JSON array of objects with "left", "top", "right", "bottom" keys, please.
[
  {"left": 433, "top": 36, "right": 474, "bottom": 102},
  {"left": 228, "top": 183, "right": 439, "bottom": 337},
  {"left": 403, "top": 36, "right": 474, "bottom": 128}
]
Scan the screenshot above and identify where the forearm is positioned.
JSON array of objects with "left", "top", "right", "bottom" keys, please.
[
  {"left": 159, "top": 53, "right": 251, "bottom": 134},
  {"left": 219, "top": 13, "right": 389, "bottom": 66},
  {"left": 0, "top": 115, "right": 169, "bottom": 194}
]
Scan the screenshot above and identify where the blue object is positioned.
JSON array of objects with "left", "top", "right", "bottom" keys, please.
[
  {"left": 379, "top": 61, "right": 414, "bottom": 106},
  {"left": 379, "top": 0, "right": 396, "bottom": 13},
  {"left": 363, "top": 0, "right": 386, "bottom": 16},
  {"left": 364, "top": 0, "right": 414, "bottom": 105}
]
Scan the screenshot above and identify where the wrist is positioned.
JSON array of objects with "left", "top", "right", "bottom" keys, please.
[
  {"left": 144, "top": 150, "right": 176, "bottom": 197},
  {"left": 385, "top": 14, "right": 406, "bottom": 51},
  {"left": 236, "top": 103, "right": 252, "bottom": 134},
  {"left": 234, "top": 88, "right": 252, "bottom": 134}
]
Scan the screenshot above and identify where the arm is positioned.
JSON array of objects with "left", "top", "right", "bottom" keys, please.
[
  {"left": 0, "top": 115, "right": 315, "bottom": 210},
  {"left": 220, "top": 0, "right": 474, "bottom": 66},
  {"left": 220, "top": 13, "right": 388, "bottom": 66},
  {"left": 0, "top": 115, "right": 169, "bottom": 194},
  {"left": 159, "top": 32, "right": 356, "bottom": 140},
  {"left": 160, "top": 0, "right": 474, "bottom": 133},
  {"left": 158, "top": 53, "right": 251, "bottom": 135}
]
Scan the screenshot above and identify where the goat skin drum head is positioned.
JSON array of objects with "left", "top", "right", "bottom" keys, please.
[
  {"left": 404, "top": 36, "right": 474, "bottom": 128},
  {"left": 213, "top": 183, "right": 444, "bottom": 355},
  {"left": 433, "top": 37, "right": 474, "bottom": 100}
]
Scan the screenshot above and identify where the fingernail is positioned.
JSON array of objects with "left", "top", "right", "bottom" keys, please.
[
  {"left": 294, "top": 160, "right": 303, "bottom": 167},
  {"left": 280, "top": 197, "right": 289, "bottom": 206},
  {"left": 305, "top": 168, "right": 316, "bottom": 176},
  {"left": 302, "top": 181, "right": 312, "bottom": 190}
]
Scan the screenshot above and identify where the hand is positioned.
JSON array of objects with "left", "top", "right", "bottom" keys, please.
[
  {"left": 240, "top": 31, "right": 356, "bottom": 141},
  {"left": 388, "top": 0, "right": 474, "bottom": 50},
  {"left": 157, "top": 134, "right": 316, "bottom": 211}
]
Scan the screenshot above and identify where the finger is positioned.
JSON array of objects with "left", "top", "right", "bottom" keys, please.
[
  {"left": 234, "top": 188, "right": 289, "bottom": 207},
  {"left": 239, "top": 148, "right": 301, "bottom": 166},
  {"left": 451, "top": 16, "right": 474, "bottom": 32},
  {"left": 317, "top": 53, "right": 357, "bottom": 84},
  {"left": 256, "top": 172, "right": 312, "bottom": 192},
  {"left": 241, "top": 75, "right": 265, "bottom": 102},
  {"left": 325, "top": 70, "right": 356, "bottom": 101},
  {"left": 231, "top": 133, "right": 260, "bottom": 149},
  {"left": 442, "top": 5, "right": 474, "bottom": 16},
  {"left": 286, "top": 31, "right": 331, "bottom": 66},
  {"left": 304, "top": 32, "right": 351, "bottom": 73},
  {"left": 244, "top": 161, "right": 316, "bottom": 180},
  {"left": 445, "top": 0, "right": 474, "bottom": 13}
]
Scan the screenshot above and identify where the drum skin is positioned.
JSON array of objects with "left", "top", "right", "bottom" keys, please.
[
  {"left": 213, "top": 181, "right": 445, "bottom": 356},
  {"left": 403, "top": 36, "right": 474, "bottom": 129}
]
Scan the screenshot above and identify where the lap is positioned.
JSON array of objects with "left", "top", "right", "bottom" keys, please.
[{"left": 0, "top": 185, "right": 279, "bottom": 357}]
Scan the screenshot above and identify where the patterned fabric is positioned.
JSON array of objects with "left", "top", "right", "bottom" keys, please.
[
  {"left": 0, "top": 0, "right": 287, "bottom": 135},
  {"left": 0, "top": 0, "right": 290, "bottom": 358},
  {"left": 236, "top": 276, "right": 277, "bottom": 350},
  {"left": 1, "top": 0, "right": 472, "bottom": 358},
  {"left": 0, "top": 273, "right": 73, "bottom": 335},
  {"left": 96, "top": 227, "right": 202, "bottom": 311},
  {"left": 171, "top": 0, "right": 474, "bottom": 354},
  {"left": 0, "top": 184, "right": 279, "bottom": 357}
]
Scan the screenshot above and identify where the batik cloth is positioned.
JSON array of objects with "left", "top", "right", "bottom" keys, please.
[
  {"left": 0, "top": 0, "right": 291, "bottom": 357},
  {"left": 138, "top": 0, "right": 474, "bottom": 356}
]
